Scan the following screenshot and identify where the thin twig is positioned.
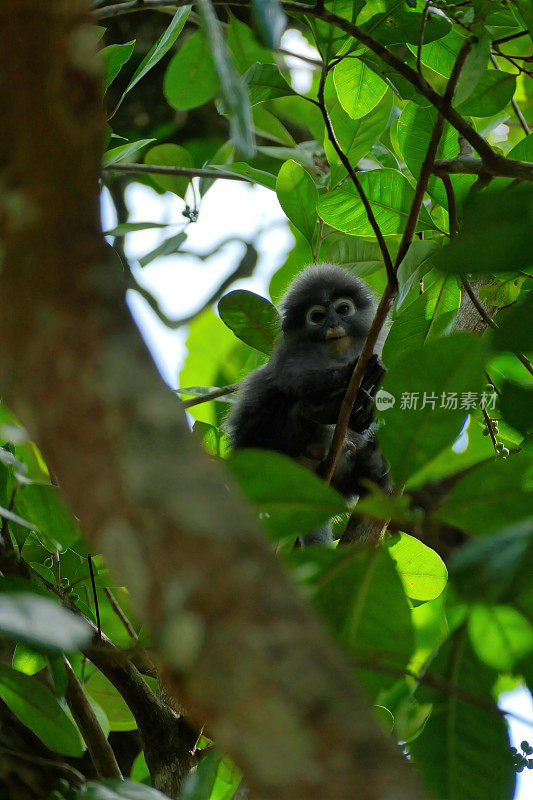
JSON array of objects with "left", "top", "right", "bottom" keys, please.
[
  {"left": 316, "top": 66, "right": 396, "bottom": 289},
  {"left": 490, "top": 53, "right": 529, "bottom": 135},
  {"left": 461, "top": 278, "right": 533, "bottom": 377},
  {"left": 64, "top": 658, "right": 122, "bottom": 779},
  {"left": 88, "top": 554, "right": 102, "bottom": 640},
  {"left": 417, "top": 1, "right": 431, "bottom": 79},
  {"left": 179, "top": 383, "right": 239, "bottom": 408},
  {"left": 103, "top": 163, "right": 253, "bottom": 183},
  {"left": 104, "top": 587, "right": 138, "bottom": 640},
  {"left": 492, "top": 30, "right": 530, "bottom": 46}
]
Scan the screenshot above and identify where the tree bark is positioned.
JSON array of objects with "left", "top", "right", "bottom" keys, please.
[{"left": 0, "top": 3, "right": 429, "bottom": 799}]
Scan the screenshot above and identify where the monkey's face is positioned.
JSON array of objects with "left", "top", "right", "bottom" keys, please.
[{"left": 304, "top": 296, "right": 369, "bottom": 349}]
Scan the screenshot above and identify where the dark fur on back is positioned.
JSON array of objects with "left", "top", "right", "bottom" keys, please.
[{"left": 280, "top": 263, "right": 373, "bottom": 333}]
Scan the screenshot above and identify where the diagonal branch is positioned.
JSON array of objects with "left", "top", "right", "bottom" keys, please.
[{"left": 316, "top": 66, "right": 396, "bottom": 289}]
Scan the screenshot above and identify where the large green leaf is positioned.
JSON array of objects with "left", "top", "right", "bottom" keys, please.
[
  {"left": 289, "top": 546, "right": 415, "bottom": 697},
  {"left": 382, "top": 273, "right": 461, "bottom": 363},
  {"left": 385, "top": 533, "right": 448, "bottom": 602},
  {"left": 491, "top": 290, "right": 533, "bottom": 354},
  {"left": 226, "top": 450, "right": 347, "bottom": 544},
  {"left": 276, "top": 159, "right": 318, "bottom": 246},
  {"left": 397, "top": 102, "right": 475, "bottom": 209},
  {"left": 409, "top": 628, "right": 515, "bottom": 800},
  {"left": 14, "top": 484, "right": 81, "bottom": 549},
  {"left": 457, "top": 70, "right": 516, "bottom": 118},
  {"left": 333, "top": 58, "right": 388, "bottom": 119},
  {"left": 360, "top": 9, "right": 451, "bottom": 46},
  {"left": 245, "top": 63, "right": 293, "bottom": 105},
  {"left": 408, "top": 30, "right": 466, "bottom": 77},
  {"left": 0, "top": 593, "right": 91, "bottom": 653},
  {"left": 218, "top": 290, "right": 280, "bottom": 354},
  {"left": 318, "top": 168, "right": 436, "bottom": 237},
  {"left": 325, "top": 83, "right": 394, "bottom": 187},
  {"left": 85, "top": 670, "right": 137, "bottom": 732},
  {"left": 377, "top": 333, "right": 486, "bottom": 485},
  {"left": 469, "top": 605, "right": 533, "bottom": 671},
  {"left": 433, "top": 453, "right": 533, "bottom": 536},
  {"left": 434, "top": 185, "right": 533, "bottom": 275},
  {"left": 144, "top": 144, "right": 193, "bottom": 198},
  {"left": 0, "top": 663, "right": 85, "bottom": 756},
  {"left": 227, "top": 13, "right": 274, "bottom": 73},
  {"left": 164, "top": 30, "right": 218, "bottom": 110}
]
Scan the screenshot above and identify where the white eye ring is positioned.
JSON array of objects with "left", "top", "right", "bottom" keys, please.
[
  {"left": 334, "top": 298, "right": 355, "bottom": 316},
  {"left": 306, "top": 305, "right": 327, "bottom": 325}
]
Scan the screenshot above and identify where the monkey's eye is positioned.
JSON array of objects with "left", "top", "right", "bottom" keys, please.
[
  {"left": 334, "top": 298, "right": 355, "bottom": 316},
  {"left": 306, "top": 305, "right": 327, "bottom": 325}
]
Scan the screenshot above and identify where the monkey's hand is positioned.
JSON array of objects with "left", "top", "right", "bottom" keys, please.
[{"left": 349, "top": 354, "right": 386, "bottom": 432}]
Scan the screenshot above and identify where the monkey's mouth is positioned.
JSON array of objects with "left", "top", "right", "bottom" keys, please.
[{"left": 326, "top": 328, "right": 347, "bottom": 340}]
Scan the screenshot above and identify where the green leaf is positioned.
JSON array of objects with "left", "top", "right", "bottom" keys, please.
[
  {"left": 218, "top": 290, "right": 280, "bottom": 354},
  {"left": 325, "top": 82, "right": 394, "bottom": 187},
  {"left": 211, "top": 162, "right": 276, "bottom": 190},
  {"left": 181, "top": 750, "right": 242, "bottom": 800},
  {"left": 318, "top": 168, "right": 436, "bottom": 237},
  {"left": 226, "top": 450, "right": 348, "bottom": 544},
  {"left": 397, "top": 103, "right": 474, "bottom": 208},
  {"left": 0, "top": 592, "right": 91, "bottom": 653},
  {"left": 500, "top": 382, "right": 533, "bottom": 437},
  {"left": 12, "top": 643, "right": 47, "bottom": 676},
  {"left": 457, "top": 70, "right": 516, "bottom": 118},
  {"left": 396, "top": 240, "right": 440, "bottom": 309},
  {"left": 361, "top": 9, "right": 451, "bottom": 46},
  {"left": 138, "top": 232, "right": 187, "bottom": 268},
  {"left": 333, "top": 58, "right": 388, "bottom": 119},
  {"left": 81, "top": 780, "right": 170, "bottom": 800},
  {"left": 469, "top": 605, "right": 533, "bottom": 671},
  {"left": 276, "top": 159, "right": 318, "bottom": 246},
  {"left": 434, "top": 185, "right": 533, "bottom": 275},
  {"left": 85, "top": 670, "right": 137, "bottom": 732},
  {"left": 227, "top": 13, "right": 274, "bottom": 73},
  {"left": 252, "top": 0, "right": 287, "bottom": 49},
  {"left": 124, "top": 8, "right": 191, "bottom": 96},
  {"left": 507, "top": 131, "right": 533, "bottom": 162},
  {"left": 103, "top": 139, "right": 155, "bottom": 168},
  {"left": 409, "top": 627, "right": 515, "bottom": 800},
  {"left": 454, "top": 31, "right": 491, "bottom": 105},
  {"left": 246, "top": 63, "right": 293, "bottom": 105},
  {"left": 382, "top": 274, "right": 461, "bottom": 363},
  {"left": 289, "top": 546, "right": 415, "bottom": 697},
  {"left": 102, "top": 41, "right": 135, "bottom": 89},
  {"left": 408, "top": 30, "right": 466, "bottom": 77},
  {"left": 0, "top": 663, "right": 85, "bottom": 756},
  {"left": 14, "top": 484, "right": 81, "bottom": 549},
  {"left": 164, "top": 30, "right": 219, "bottom": 110},
  {"left": 385, "top": 533, "right": 447, "bottom": 602},
  {"left": 144, "top": 144, "right": 194, "bottom": 198},
  {"left": 434, "top": 454, "right": 533, "bottom": 536},
  {"left": 104, "top": 222, "right": 171, "bottom": 237},
  {"left": 193, "top": 422, "right": 230, "bottom": 458},
  {"left": 377, "top": 333, "right": 486, "bottom": 485},
  {"left": 491, "top": 290, "right": 533, "bottom": 354}
]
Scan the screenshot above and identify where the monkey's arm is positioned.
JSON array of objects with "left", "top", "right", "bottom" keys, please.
[{"left": 297, "top": 355, "right": 385, "bottom": 432}]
